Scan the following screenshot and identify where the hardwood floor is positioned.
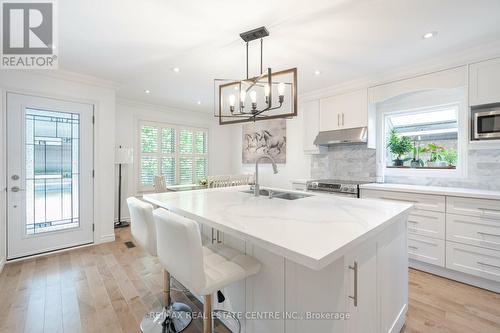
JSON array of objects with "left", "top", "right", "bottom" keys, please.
[{"left": 1, "top": 228, "right": 499, "bottom": 333}]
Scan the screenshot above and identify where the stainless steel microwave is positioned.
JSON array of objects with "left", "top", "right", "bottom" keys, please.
[{"left": 473, "top": 107, "right": 500, "bottom": 140}]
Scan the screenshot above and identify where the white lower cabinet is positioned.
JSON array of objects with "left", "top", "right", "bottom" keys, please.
[
  {"left": 361, "top": 186, "right": 500, "bottom": 292},
  {"left": 344, "top": 241, "right": 378, "bottom": 333},
  {"left": 446, "top": 242, "right": 500, "bottom": 283},
  {"left": 220, "top": 215, "right": 408, "bottom": 333},
  {"left": 408, "top": 234, "right": 445, "bottom": 267},
  {"left": 447, "top": 214, "right": 500, "bottom": 250}
]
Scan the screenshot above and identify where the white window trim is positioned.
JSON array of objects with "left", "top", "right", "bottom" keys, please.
[
  {"left": 376, "top": 102, "right": 468, "bottom": 179},
  {"left": 137, "top": 120, "right": 209, "bottom": 192}
]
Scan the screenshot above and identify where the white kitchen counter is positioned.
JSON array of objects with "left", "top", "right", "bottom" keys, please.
[
  {"left": 144, "top": 186, "right": 412, "bottom": 270},
  {"left": 360, "top": 183, "right": 500, "bottom": 201}
]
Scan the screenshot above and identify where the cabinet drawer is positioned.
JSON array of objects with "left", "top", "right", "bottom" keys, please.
[
  {"left": 446, "top": 242, "right": 500, "bottom": 282},
  {"left": 407, "top": 211, "right": 445, "bottom": 240},
  {"left": 361, "top": 189, "right": 445, "bottom": 212},
  {"left": 447, "top": 214, "right": 500, "bottom": 250},
  {"left": 447, "top": 197, "right": 500, "bottom": 220},
  {"left": 408, "top": 234, "right": 445, "bottom": 267}
]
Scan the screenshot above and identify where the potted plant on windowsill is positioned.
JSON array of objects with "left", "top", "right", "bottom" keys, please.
[
  {"left": 424, "top": 143, "right": 447, "bottom": 167},
  {"left": 387, "top": 129, "right": 412, "bottom": 167}
]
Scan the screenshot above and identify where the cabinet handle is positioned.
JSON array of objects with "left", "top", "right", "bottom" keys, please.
[
  {"left": 342, "top": 113, "right": 345, "bottom": 126},
  {"left": 408, "top": 220, "right": 419, "bottom": 224},
  {"left": 477, "top": 261, "right": 500, "bottom": 270},
  {"left": 408, "top": 245, "right": 419, "bottom": 250},
  {"left": 348, "top": 261, "right": 358, "bottom": 307},
  {"left": 477, "top": 231, "right": 500, "bottom": 238},
  {"left": 380, "top": 197, "right": 416, "bottom": 204},
  {"left": 337, "top": 114, "right": 340, "bottom": 127},
  {"left": 217, "top": 230, "right": 222, "bottom": 243}
]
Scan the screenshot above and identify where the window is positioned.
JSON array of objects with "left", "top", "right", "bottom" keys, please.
[
  {"left": 383, "top": 105, "right": 460, "bottom": 171},
  {"left": 138, "top": 122, "right": 208, "bottom": 191}
]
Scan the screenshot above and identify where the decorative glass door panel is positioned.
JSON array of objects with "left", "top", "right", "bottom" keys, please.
[
  {"left": 26, "top": 110, "right": 80, "bottom": 235},
  {"left": 7, "top": 93, "right": 94, "bottom": 259}
]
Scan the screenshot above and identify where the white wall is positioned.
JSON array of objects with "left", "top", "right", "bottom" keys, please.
[
  {"left": 115, "top": 100, "right": 236, "bottom": 219},
  {"left": 0, "top": 70, "right": 117, "bottom": 267},
  {"left": 232, "top": 109, "right": 312, "bottom": 189}
]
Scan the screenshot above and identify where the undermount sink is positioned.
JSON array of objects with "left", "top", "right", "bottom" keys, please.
[{"left": 240, "top": 189, "right": 312, "bottom": 200}]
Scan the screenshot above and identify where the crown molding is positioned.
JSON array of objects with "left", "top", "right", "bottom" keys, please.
[
  {"left": 116, "top": 97, "right": 213, "bottom": 118},
  {"left": 299, "top": 40, "right": 500, "bottom": 102},
  {"left": 20, "top": 68, "right": 119, "bottom": 90}
]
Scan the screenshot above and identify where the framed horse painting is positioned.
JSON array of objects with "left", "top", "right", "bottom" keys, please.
[{"left": 242, "top": 119, "right": 286, "bottom": 164}]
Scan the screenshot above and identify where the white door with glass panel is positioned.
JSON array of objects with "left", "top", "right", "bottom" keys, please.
[{"left": 7, "top": 93, "right": 94, "bottom": 259}]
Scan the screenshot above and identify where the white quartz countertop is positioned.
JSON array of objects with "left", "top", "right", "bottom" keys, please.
[
  {"left": 143, "top": 186, "right": 412, "bottom": 270},
  {"left": 360, "top": 183, "right": 500, "bottom": 201}
]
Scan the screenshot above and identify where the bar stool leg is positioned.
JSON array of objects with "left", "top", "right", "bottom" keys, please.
[
  {"left": 203, "top": 295, "right": 212, "bottom": 333},
  {"left": 140, "top": 269, "right": 193, "bottom": 333}
]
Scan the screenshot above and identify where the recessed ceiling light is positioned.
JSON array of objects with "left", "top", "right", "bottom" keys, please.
[
  {"left": 144, "top": 89, "right": 151, "bottom": 94},
  {"left": 197, "top": 101, "right": 202, "bottom": 105},
  {"left": 172, "top": 67, "right": 180, "bottom": 73},
  {"left": 423, "top": 31, "right": 437, "bottom": 39},
  {"left": 314, "top": 70, "right": 321, "bottom": 76}
]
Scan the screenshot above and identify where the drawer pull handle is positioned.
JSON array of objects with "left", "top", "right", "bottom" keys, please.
[
  {"left": 477, "top": 261, "right": 500, "bottom": 270},
  {"left": 381, "top": 197, "right": 416, "bottom": 203},
  {"left": 408, "top": 245, "right": 419, "bottom": 250},
  {"left": 480, "top": 208, "right": 500, "bottom": 212},
  {"left": 408, "top": 220, "right": 419, "bottom": 224},
  {"left": 477, "top": 231, "right": 500, "bottom": 238}
]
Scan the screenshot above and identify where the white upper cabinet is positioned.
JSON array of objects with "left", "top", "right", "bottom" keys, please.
[
  {"left": 319, "top": 89, "right": 368, "bottom": 132},
  {"left": 301, "top": 100, "right": 320, "bottom": 153},
  {"left": 469, "top": 57, "right": 500, "bottom": 106}
]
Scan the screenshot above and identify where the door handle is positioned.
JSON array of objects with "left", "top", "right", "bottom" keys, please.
[
  {"left": 11, "top": 186, "right": 25, "bottom": 192},
  {"left": 348, "top": 261, "right": 358, "bottom": 307}
]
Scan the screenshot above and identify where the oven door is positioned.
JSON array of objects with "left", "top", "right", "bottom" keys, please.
[{"left": 474, "top": 109, "right": 500, "bottom": 140}]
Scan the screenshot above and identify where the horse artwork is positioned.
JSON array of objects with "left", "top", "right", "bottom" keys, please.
[{"left": 242, "top": 119, "right": 286, "bottom": 163}]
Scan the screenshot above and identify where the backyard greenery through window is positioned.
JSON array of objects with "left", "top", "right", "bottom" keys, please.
[
  {"left": 139, "top": 122, "right": 208, "bottom": 190},
  {"left": 384, "top": 106, "right": 458, "bottom": 170}
]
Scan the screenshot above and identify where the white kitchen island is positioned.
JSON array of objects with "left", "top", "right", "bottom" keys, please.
[{"left": 144, "top": 186, "right": 413, "bottom": 333}]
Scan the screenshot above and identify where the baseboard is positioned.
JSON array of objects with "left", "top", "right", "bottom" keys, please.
[
  {"left": 389, "top": 303, "right": 407, "bottom": 333},
  {"left": 114, "top": 217, "right": 131, "bottom": 223},
  {"left": 409, "top": 259, "right": 500, "bottom": 293},
  {"left": 0, "top": 257, "right": 5, "bottom": 274},
  {"left": 99, "top": 233, "right": 116, "bottom": 243}
]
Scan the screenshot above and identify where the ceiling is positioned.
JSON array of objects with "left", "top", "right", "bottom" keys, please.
[{"left": 58, "top": 0, "right": 500, "bottom": 112}]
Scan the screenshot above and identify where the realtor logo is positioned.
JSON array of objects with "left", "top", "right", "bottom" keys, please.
[{"left": 1, "top": 0, "right": 58, "bottom": 69}]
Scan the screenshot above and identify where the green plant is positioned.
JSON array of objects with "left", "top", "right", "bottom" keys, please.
[
  {"left": 424, "top": 143, "right": 446, "bottom": 162},
  {"left": 387, "top": 129, "right": 413, "bottom": 164},
  {"left": 444, "top": 149, "right": 457, "bottom": 167}
]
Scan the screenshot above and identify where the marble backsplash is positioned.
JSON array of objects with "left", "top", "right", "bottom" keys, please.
[
  {"left": 311, "top": 145, "right": 500, "bottom": 191},
  {"left": 311, "top": 144, "right": 377, "bottom": 182}
]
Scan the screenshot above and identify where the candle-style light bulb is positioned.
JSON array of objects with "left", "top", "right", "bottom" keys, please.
[
  {"left": 250, "top": 90, "right": 257, "bottom": 111},
  {"left": 250, "top": 91, "right": 257, "bottom": 103},
  {"left": 278, "top": 82, "right": 285, "bottom": 103},
  {"left": 229, "top": 94, "right": 235, "bottom": 113},
  {"left": 278, "top": 82, "right": 285, "bottom": 96},
  {"left": 240, "top": 90, "right": 246, "bottom": 109}
]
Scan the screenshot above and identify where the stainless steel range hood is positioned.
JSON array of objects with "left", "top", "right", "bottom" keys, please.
[{"left": 313, "top": 127, "right": 368, "bottom": 146}]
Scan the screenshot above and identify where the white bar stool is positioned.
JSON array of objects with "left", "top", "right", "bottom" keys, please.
[
  {"left": 127, "top": 197, "right": 193, "bottom": 333},
  {"left": 153, "top": 208, "right": 261, "bottom": 333}
]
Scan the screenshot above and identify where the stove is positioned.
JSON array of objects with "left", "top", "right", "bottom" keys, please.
[{"left": 306, "top": 179, "right": 371, "bottom": 198}]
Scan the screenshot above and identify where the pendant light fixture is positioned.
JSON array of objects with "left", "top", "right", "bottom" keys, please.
[{"left": 214, "top": 27, "right": 297, "bottom": 125}]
